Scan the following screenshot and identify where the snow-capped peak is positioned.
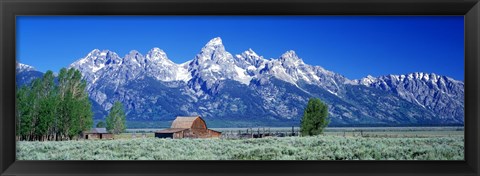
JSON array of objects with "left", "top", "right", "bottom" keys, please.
[
  {"left": 124, "top": 50, "right": 145, "bottom": 67},
  {"left": 147, "top": 47, "right": 167, "bottom": 58},
  {"left": 257, "top": 50, "right": 346, "bottom": 96},
  {"left": 406, "top": 72, "right": 438, "bottom": 81},
  {"left": 205, "top": 37, "right": 223, "bottom": 47},
  {"left": 187, "top": 37, "right": 256, "bottom": 91},
  {"left": 126, "top": 50, "right": 142, "bottom": 59},
  {"left": 150, "top": 47, "right": 164, "bottom": 53},
  {"left": 146, "top": 47, "right": 174, "bottom": 64},
  {"left": 194, "top": 37, "right": 233, "bottom": 65},
  {"left": 70, "top": 49, "right": 120, "bottom": 73},
  {"left": 279, "top": 50, "right": 304, "bottom": 66},
  {"left": 280, "top": 50, "right": 299, "bottom": 59},
  {"left": 356, "top": 75, "right": 378, "bottom": 85},
  {"left": 245, "top": 48, "right": 259, "bottom": 57},
  {"left": 86, "top": 49, "right": 115, "bottom": 59},
  {"left": 279, "top": 50, "right": 305, "bottom": 69},
  {"left": 86, "top": 49, "right": 101, "bottom": 57},
  {"left": 234, "top": 48, "right": 267, "bottom": 70},
  {"left": 128, "top": 50, "right": 140, "bottom": 55},
  {"left": 16, "top": 62, "right": 35, "bottom": 72}
]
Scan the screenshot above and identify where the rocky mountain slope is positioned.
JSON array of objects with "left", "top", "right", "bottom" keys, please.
[{"left": 16, "top": 37, "right": 464, "bottom": 127}]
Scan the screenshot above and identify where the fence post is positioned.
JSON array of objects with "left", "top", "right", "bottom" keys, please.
[{"left": 291, "top": 126, "right": 294, "bottom": 136}]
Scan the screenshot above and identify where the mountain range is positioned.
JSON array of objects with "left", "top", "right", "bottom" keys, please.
[{"left": 16, "top": 37, "right": 464, "bottom": 127}]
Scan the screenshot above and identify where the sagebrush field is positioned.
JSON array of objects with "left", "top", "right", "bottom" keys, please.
[{"left": 17, "top": 135, "right": 463, "bottom": 160}]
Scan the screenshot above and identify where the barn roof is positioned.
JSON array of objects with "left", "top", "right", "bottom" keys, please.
[
  {"left": 155, "top": 128, "right": 188, "bottom": 133},
  {"left": 171, "top": 116, "right": 206, "bottom": 128},
  {"left": 85, "top": 128, "right": 109, "bottom": 134}
]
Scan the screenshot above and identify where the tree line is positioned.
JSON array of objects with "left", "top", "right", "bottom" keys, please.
[{"left": 16, "top": 68, "right": 93, "bottom": 141}]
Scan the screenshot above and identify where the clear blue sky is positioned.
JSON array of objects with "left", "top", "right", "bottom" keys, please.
[{"left": 17, "top": 16, "right": 464, "bottom": 80}]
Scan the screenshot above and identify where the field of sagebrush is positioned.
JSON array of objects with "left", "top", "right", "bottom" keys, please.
[{"left": 16, "top": 135, "right": 464, "bottom": 160}]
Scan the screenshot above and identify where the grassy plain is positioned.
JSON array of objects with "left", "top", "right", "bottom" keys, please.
[{"left": 17, "top": 128, "right": 464, "bottom": 160}]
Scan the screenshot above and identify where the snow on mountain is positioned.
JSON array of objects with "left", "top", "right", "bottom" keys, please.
[
  {"left": 234, "top": 48, "right": 268, "bottom": 70},
  {"left": 144, "top": 48, "right": 191, "bottom": 82},
  {"left": 251, "top": 50, "right": 348, "bottom": 95},
  {"left": 278, "top": 50, "right": 313, "bottom": 84},
  {"left": 188, "top": 37, "right": 253, "bottom": 93},
  {"left": 356, "top": 75, "right": 377, "bottom": 85},
  {"left": 354, "top": 72, "right": 464, "bottom": 99},
  {"left": 353, "top": 72, "right": 464, "bottom": 123},
  {"left": 69, "top": 49, "right": 122, "bottom": 85},
  {"left": 16, "top": 62, "right": 36, "bottom": 72},
  {"left": 70, "top": 47, "right": 192, "bottom": 85},
  {"left": 16, "top": 62, "right": 44, "bottom": 87},
  {"left": 40, "top": 37, "right": 464, "bottom": 126},
  {"left": 69, "top": 37, "right": 349, "bottom": 97}
]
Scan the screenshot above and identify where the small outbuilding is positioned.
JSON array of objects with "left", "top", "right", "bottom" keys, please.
[
  {"left": 83, "top": 128, "right": 114, "bottom": 140},
  {"left": 155, "top": 116, "right": 222, "bottom": 139}
]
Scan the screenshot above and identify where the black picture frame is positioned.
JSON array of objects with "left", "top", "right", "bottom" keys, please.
[{"left": 1, "top": 0, "right": 479, "bottom": 176}]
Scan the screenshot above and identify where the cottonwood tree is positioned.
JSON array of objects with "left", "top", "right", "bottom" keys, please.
[
  {"left": 56, "top": 68, "right": 93, "bottom": 140},
  {"left": 16, "top": 85, "right": 32, "bottom": 140},
  {"left": 16, "top": 72, "right": 55, "bottom": 141},
  {"left": 16, "top": 68, "right": 93, "bottom": 141},
  {"left": 106, "top": 101, "right": 126, "bottom": 134},
  {"left": 36, "top": 71, "right": 57, "bottom": 141}
]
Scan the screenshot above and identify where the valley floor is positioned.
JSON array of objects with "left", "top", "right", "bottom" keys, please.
[{"left": 17, "top": 135, "right": 463, "bottom": 160}]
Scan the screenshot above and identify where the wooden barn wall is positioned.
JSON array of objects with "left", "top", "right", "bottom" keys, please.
[
  {"left": 181, "top": 129, "right": 221, "bottom": 138},
  {"left": 84, "top": 134, "right": 100, "bottom": 139},
  {"left": 208, "top": 130, "right": 222, "bottom": 138},
  {"left": 101, "top": 134, "right": 114, "bottom": 139},
  {"left": 173, "top": 131, "right": 184, "bottom": 139},
  {"left": 83, "top": 133, "right": 114, "bottom": 140}
]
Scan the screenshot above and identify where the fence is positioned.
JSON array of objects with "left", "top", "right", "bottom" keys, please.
[{"left": 220, "top": 127, "right": 300, "bottom": 139}]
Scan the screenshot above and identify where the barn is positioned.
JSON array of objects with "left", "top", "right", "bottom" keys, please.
[
  {"left": 155, "top": 116, "right": 222, "bottom": 139},
  {"left": 83, "top": 128, "right": 114, "bottom": 140}
]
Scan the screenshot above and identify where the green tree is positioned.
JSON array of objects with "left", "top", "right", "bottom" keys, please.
[
  {"left": 300, "top": 98, "right": 330, "bottom": 136},
  {"left": 106, "top": 101, "right": 126, "bottom": 134},
  {"left": 16, "top": 85, "right": 31, "bottom": 140},
  {"left": 16, "top": 68, "right": 94, "bottom": 141},
  {"left": 96, "top": 121, "right": 106, "bottom": 128},
  {"left": 56, "top": 68, "right": 93, "bottom": 140},
  {"left": 27, "top": 79, "right": 42, "bottom": 140},
  {"left": 36, "top": 71, "right": 57, "bottom": 141}
]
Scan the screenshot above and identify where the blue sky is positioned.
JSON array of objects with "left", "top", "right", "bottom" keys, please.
[{"left": 17, "top": 16, "right": 464, "bottom": 80}]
